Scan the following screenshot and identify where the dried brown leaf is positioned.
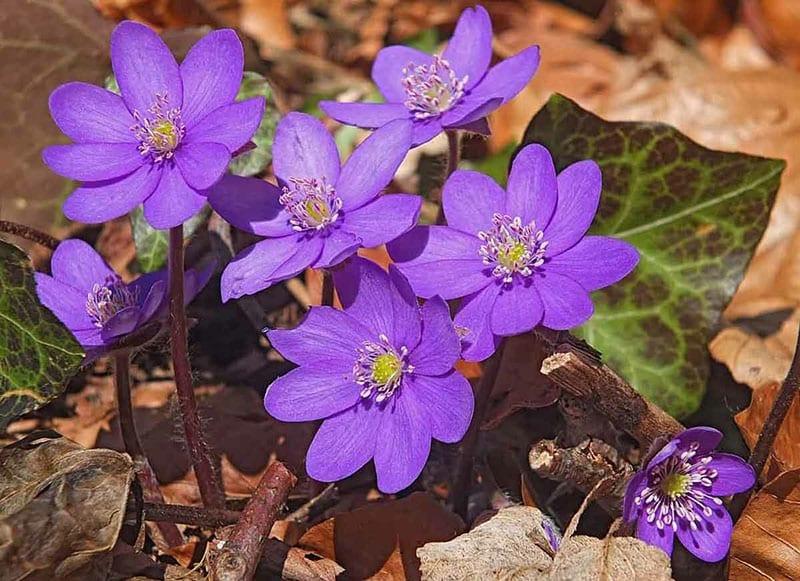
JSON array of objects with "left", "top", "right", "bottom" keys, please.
[
  {"left": 0, "top": 432, "right": 134, "bottom": 580},
  {"left": 730, "top": 468, "right": 800, "bottom": 579},
  {"left": 548, "top": 535, "right": 672, "bottom": 581}
]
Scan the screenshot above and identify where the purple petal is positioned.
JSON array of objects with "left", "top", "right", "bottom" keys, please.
[
  {"left": 537, "top": 271, "right": 594, "bottom": 330},
  {"left": 175, "top": 142, "right": 229, "bottom": 189},
  {"left": 546, "top": 236, "right": 639, "bottom": 291},
  {"left": 136, "top": 278, "right": 168, "bottom": 323},
  {"left": 335, "top": 119, "right": 412, "bottom": 210},
  {"left": 50, "top": 239, "right": 114, "bottom": 293},
  {"left": 441, "top": 6, "right": 492, "bottom": 89},
  {"left": 545, "top": 160, "right": 602, "bottom": 255},
  {"left": 319, "top": 101, "right": 408, "bottom": 129},
  {"left": 206, "top": 175, "right": 291, "bottom": 237},
  {"left": 409, "top": 297, "right": 460, "bottom": 375},
  {"left": 454, "top": 284, "right": 501, "bottom": 362},
  {"left": 312, "top": 230, "right": 362, "bottom": 269},
  {"left": 675, "top": 427, "right": 723, "bottom": 455},
  {"left": 49, "top": 82, "right": 135, "bottom": 143},
  {"left": 675, "top": 503, "right": 732, "bottom": 562},
  {"left": 64, "top": 165, "right": 159, "bottom": 224},
  {"left": 273, "top": 112, "right": 340, "bottom": 185},
  {"left": 265, "top": 366, "right": 361, "bottom": 422},
  {"left": 467, "top": 45, "right": 540, "bottom": 104},
  {"left": 73, "top": 328, "right": 106, "bottom": 350},
  {"left": 457, "top": 117, "right": 490, "bottom": 136},
  {"left": 268, "top": 306, "right": 371, "bottom": 368},
  {"left": 387, "top": 226, "right": 488, "bottom": 299},
  {"left": 373, "top": 394, "right": 432, "bottom": 493},
  {"left": 411, "top": 118, "right": 444, "bottom": 146},
  {"left": 143, "top": 164, "right": 206, "bottom": 229},
  {"left": 221, "top": 235, "right": 322, "bottom": 301},
  {"left": 34, "top": 273, "right": 95, "bottom": 332},
  {"left": 341, "top": 194, "right": 421, "bottom": 248},
  {"left": 442, "top": 170, "right": 504, "bottom": 235},
  {"left": 111, "top": 21, "right": 182, "bottom": 115},
  {"left": 101, "top": 306, "right": 141, "bottom": 340},
  {"left": 372, "top": 45, "right": 433, "bottom": 102},
  {"left": 407, "top": 371, "right": 473, "bottom": 443},
  {"left": 441, "top": 96, "right": 502, "bottom": 128},
  {"left": 332, "top": 256, "right": 421, "bottom": 349},
  {"left": 708, "top": 454, "right": 756, "bottom": 496},
  {"left": 636, "top": 516, "right": 675, "bottom": 557},
  {"left": 646, "top": 441, "right": 680, "bottom": 472},
  {"left": 491, "top": 282, "right": 543, "bottom": 335},
  {"left": 184, "top": 97, "right": 265, "bottom": 152},
  {"left": 42, "top": 143, "right": 143, "bottom": 182},
  {"left": 623, "top": 471, "right": 647, "bottom": 522},
  {"left": 506, "top": 144, "right": 558, "bottom": 228},
  {"left": 179, "top": 29, "right": 243, "bottom": 127},
  {"left": 306, "top": 404, "right": 381, "bottom": 482}
]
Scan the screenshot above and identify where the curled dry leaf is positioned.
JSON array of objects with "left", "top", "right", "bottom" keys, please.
[
  {"left": 548, "top": 535, "right": 672, "bottom": 581},
  {"left": 730, "top": 468, "right": 800, "bottom": 579},
  {"left": 709, "top": 311, "right": 800, "bottom": 475},
  {"left": 0, "top": 432, "right": 134, "bottom": 580},
  {"left": 297, "top": 492, "right": 463, "bottom": 581}
]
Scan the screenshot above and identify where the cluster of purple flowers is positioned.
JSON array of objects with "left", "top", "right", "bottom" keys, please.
[{"left": 39, "top": 5, "right": 753, "bottom": 562}]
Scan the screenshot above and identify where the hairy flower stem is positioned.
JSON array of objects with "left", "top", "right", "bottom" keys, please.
[
  {"left": 114, "top": 350, "right": 183, "bottom": 547},
  {"left": 321, "top": 269, "right": 334, "bottom": 307},
  {"left": 436, "top": 130, "right": 462, "bottom": 225},
  {"left": 0, "top": 220, "right": 59, "bottom": 250},
  {"left": 451, "top": 340, "right": 506, "bottom": 520},
  {"left": 731, "top": 321, "right": 800, "bottom": 519},
  {"left": 168, "top": 225, "right": 225, "bottom": 509}
]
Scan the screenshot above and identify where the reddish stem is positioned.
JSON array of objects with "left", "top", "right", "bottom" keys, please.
[
  {"left": 168, "top": 225, "right": 225, "bottom": 509},
  {"left": 450, "top": 341, "right": 506, "bottom": 520},
  {"left": 436, "top": 130, "right": 461, "bottom": 225},
  {"left": 321, "top": 269, "right": 334, "bottom": 307},
  {"left": 114, "top": 351, "right": 184, "bottom": 547},
  {"left": 0, "top": 220, "right": 59, "bottom": 250}
]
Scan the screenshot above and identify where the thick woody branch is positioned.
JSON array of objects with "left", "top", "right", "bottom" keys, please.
[
  {"left": 540, "top": 350, "right": 683, "bottom": 450},
  {"left": 530, "top": 438, "right": 634, "bottom": 516},
  {"left": 208, "top": 461, "right": 297, "bottom": 581}
]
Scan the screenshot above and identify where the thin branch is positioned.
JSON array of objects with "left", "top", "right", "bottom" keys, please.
[
  {"left": 0, "top": 220, "right": 59, "bottom": 250},
  {"left": 435, "top": 130, "right": 461, "bottom": 225},
  {"left": 450, "top": 341, "right": 506, "bottom": 520},
  {"left": 168, "top": 225, "right": 225, "bottom": 509},
  {"left": 142, "top": 502, "right": 241, "bottom": 528},
  {"left": 286, "top": 483, "right": 337, "bottom": 523},
  {"left": 114, "top": 351, "right": 184, "bottom": 547},
  {"left": 208, "top": 462, "right": 297, "bottom": 581}
]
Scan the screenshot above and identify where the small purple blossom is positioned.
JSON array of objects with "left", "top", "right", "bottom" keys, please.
[
  {"left": 264, "top": 256, "right": 473, "bottom": 493},
  {"left": 623, "top": 427, "right": 755, "bottom": 562},
  {"left": 320, "top": 5, "right": 540, "bottom": 146},
  {"left": 387, "top": 143, "right": 639, "bottom": 361},
  {"left": 208, "top": 112, "right": 420, "bottom": 301},
  {"left": 35, "top": 239, "right": 211, "bottom": 361},
  {"left": 43, "top": 21, "right": 265, "bottom": 229}
]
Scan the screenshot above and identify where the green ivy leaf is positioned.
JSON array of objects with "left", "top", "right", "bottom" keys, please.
[
  {"left": 0, "top": 241, "right": 84, "bottom": 428},
  {"left": 521, "top": 95, "right": 785, "bottom": 417},
  {"left": 130, "top": 206, "right": 210, "bottom": 273},
  {"left": 228, "top": 71, "right": 280, "bottom": 177}
]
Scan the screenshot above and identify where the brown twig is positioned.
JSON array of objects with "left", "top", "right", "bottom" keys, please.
[
  {"left": 529, "top": 438, "right": 633, "bottom": 516},
  {"left": 142, "top": 502, "right": 241, "bottom": 528},
  {"left": 0, "top": 220, "right": 59, "bottom": 250},
  {"left": 731, "top": 319, "right": 800, "bottom": 519},
  {"left": 435, "top": 130, "right": 461, "bottom": 225},
  {"left": 320, "top": 270, "right": 334, "bottom": 307},
  {"left": 540, "top": 349, "right": 683, "bottom": 450},
  {"left": 286, "top": 483, "right": 337, "bottom": 523},
  {"left": 114, "top": 351, "right": 184, "bottom": 547},
  {"left": 450, "top": 341, "right": 506, "bottom": 521},
  {"left": 168, "top": 225, "right": 225, "bottom": 509},
  {"left": 208, "top": 461, "right": 297, "bottom": 581}
]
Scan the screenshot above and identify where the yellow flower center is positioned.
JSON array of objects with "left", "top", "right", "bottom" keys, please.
[
  {"left": 151, "top": 120, "right": 180, "bottom": 151},
  {"left": 660, "top": 473, "right": 690, "bottom": 498},
  {"left": 305, "top": 199, "right": 331, "bottom": 224},
  {"left": 498, "top": 242, "right": 528, "bottom": 270},
  {"left": 372, "top": 353, "right": 401, "bottom": 385}
]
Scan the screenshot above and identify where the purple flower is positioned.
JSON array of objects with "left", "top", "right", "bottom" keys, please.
[
  {"left": 43, "top": 21, "right": 264, "bottom": 229},
  {"left": 623, "top": 427, "right": 755, "bottom": 562},
  {"left": 387, "top": 144, "right": 639, "bottom": 361},
  {"left": 320, "top": 5, "right": 540, "bottom": 146},
  {"left": 35, "top": 239, "right": 211, "bottom": 360},
  {"left": 264, "top": 256, "right": 473, "bottom": 493},
  {"left": 208, "top": 112, "right": 420, "bottom": 301}
]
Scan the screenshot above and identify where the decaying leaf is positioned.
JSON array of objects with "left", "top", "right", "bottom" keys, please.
[
  {"left": 730, "top": 468, "right": 800, "bottom": 579},
  {"left": 548, "top": 536, "right": 672, "bottom": 581},
  {"left": 0, "top": 432, "right": 134, "bottom": 580},
  {"left": 417, "top": 506, "right": 552, "bottom": 580},
  {"left": 522, "top": 94, "right": 784, "bottom": 417},
  {"left": 0, "top": 241, "right": 84, "bottom": 428},
  {"left": 298, "top": 493, "right": 463, "bottom": 581}
]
